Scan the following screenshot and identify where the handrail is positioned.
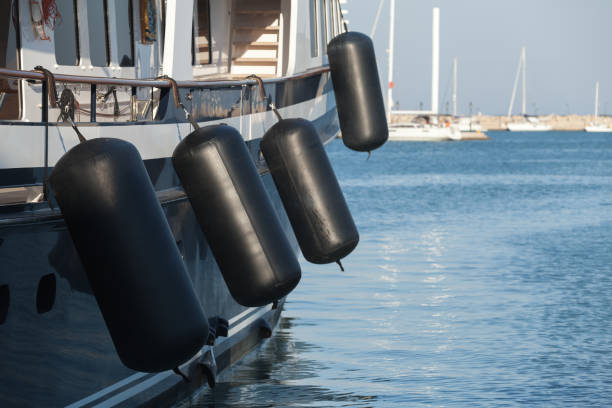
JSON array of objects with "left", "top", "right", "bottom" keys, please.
[{"left": 0, "top": 66, "right": 330, "bottom": 89}]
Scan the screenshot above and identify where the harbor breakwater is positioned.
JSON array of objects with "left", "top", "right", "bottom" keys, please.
[{"left": 391, "top": 114, "right": 612, "bottom": 131}]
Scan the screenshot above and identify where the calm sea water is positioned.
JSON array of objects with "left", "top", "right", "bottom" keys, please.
[{"left": 191, "top": 131, "right": 612, "bottom": 407}]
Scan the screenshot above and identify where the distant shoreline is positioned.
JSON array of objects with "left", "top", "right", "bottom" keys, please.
[{"left": 390, "top": 114, "right": 612, "bottom": 131}]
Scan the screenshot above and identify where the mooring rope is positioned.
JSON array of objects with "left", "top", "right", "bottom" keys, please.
[
  {"left": 246, "top": 74, "right": 283, "bottom": 122},
  {"left": 158, "top": 75, "right": 200, "bottom": 130},
  {"left": 34, "top": 66, "right": 86, "bottom": 209}
]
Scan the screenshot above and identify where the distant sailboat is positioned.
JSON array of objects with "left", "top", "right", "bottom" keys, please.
[
  {"left": 450, "top": 56, "right": 486, "bottom": 134},
  {"left": 585, "top": 81, "right": 612, "bottom": 132},
  {"left": 506, "top": 47, "right": 552, "bottom": 132},
  {"left": 387, "top": 4, "right": 459, "bottom": 141}
]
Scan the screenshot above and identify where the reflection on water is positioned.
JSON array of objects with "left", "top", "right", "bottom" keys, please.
[
  {"left": 186, "top": 317, "right": 378, "bottom": 407},
  {"left": 190, "top": 132, "right": 612, "bottom": 407}
]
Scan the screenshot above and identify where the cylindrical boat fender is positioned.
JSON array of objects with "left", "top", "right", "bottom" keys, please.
[
  {"left": 172, "top": 124, "right": 301, "bottom": 307},
  {"left": 328, "top": 31, "right": 388, "bottom": 152},
  {"left": 261, "top": 118, "right": 359, "bottom": 266},
  {"left": 49, "top": 138, "right": 209, "bottom": 373}
]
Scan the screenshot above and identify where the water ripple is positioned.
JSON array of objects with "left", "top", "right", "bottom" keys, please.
[{"left": 191, "top": 132, "right": 612, "bottom": 407}]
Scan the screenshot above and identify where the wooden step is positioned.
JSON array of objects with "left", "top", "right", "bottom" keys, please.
[
  {"left": 233, "top": 57, "right": 278, "bottom": 64},
  {"left": 234, "top": 41, "right": 278, "bottom": 47},
  {"left": 235, "top": 10, "right": 279, "bottom": 16},
  {"left": 195, "top": 37, "right": 210, "bottom": 47},
  {"left": 234, "top": 25, "right": 280, "bottom": 31}
]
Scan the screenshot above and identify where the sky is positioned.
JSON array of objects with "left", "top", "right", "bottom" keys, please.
[{"left": 344, "top": 0, "right": 612, "bottom": 116}]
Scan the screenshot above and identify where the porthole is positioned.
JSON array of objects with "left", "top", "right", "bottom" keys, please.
[
  {"left": 36, "top": 274, "right": 56, "bottom": 314},
  {"left": 0, "top": 285, "right": 8, "bottom": 324}
]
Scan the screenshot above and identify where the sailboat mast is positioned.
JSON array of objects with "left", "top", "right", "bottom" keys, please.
[
  {"left": 595, "top": 81, "right": 600, "bottom": 119},
  {"left": 452, "top": 56, "right": 457, "bottom": 117},
  {"left": 387, "top": 0, "right": 395, "bottom": 120},
  {"left": 507, "top": 48, "right": 522, "bottom": 118},
  {"left": 521, "top": 46, "right": 526, "bottom": 115},
  {"left": 431, "top": 7, "right": 440, "bottom": 115}
]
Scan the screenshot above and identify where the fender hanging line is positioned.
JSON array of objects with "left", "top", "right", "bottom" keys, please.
[
  {"left": 172, "top": 367, "right": 191, "bottom": 383},
  {"left": 246, "top": 74, "right": 283, "bottom": 122},
  {"left": 34, "top": 66, "right": 53, "bottom": 206},
  {"left": 34, "top": 65, "right": 86, "bottom": 144},
  {"left": 158, "top": 75, "right": 199, "bottom": 130},
  {"left": 338, "top": 4, "right": 349, "bottom": 32},
  {"left": 57, "top": 88, "right": 86, "bottom": 143}
]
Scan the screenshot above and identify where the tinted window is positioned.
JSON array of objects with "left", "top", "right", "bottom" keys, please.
[
  {"left": 0, "top": 0, "right": 20, "bottom": 119},
  {"left": 114, "top": 1, "right": 134, "bottom": 66},
  {"left": 55, "top": 0, "right": 80, "bottom": 65},
  {"left": 86, "top": 0, "right": 109, "bottom": 66},
  {"left": 160, "top": 0, "right": 167, "bottom": 58},
  {"left": 192, "top": 0, "right": 211, "bottom": 65}
]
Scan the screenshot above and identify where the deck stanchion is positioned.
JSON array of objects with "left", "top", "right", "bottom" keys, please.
[
  {"left": 42, "top": 80, "right": 50, "bottom": 203},
  {"left": 90, "top": 84, "right": 96, "bottom": 123}
]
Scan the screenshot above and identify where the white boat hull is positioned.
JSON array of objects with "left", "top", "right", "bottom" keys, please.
[
  {"left": 388, "top": 124, "right": 460, "bottom": 142},
  {"left": 507, "top": 122, "right": 552, "bottom": 132},
  {"left": 585, "top": 125, "right": 612, "bottom": 133}
]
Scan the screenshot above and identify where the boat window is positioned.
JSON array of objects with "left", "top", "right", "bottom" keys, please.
[
  {"left": 0, "top": 284, "right": 8, "bottom": 324},
  {"left": 160, "top": 0, "right": 167, "bottom": 58},
  {"left": 54, "top": 0, "right": 80, "bottom": 66},
  {"left": 309, "top": 0, "right": 318, "bottom": 57},
  {"left": 0, "top": 0, "right": 20, "bottom": 120},
  {"left": 192, "top": 0, "right": 212, "bottom": 65},
  {"left": 87, "top": 0, "right": 110, "bottom": 66},
  {"left": 114, "top": 0, "right": 134, "bottom": 66},
  {"left": 36, "top": 274, "right": 56, "bottom": 314}
]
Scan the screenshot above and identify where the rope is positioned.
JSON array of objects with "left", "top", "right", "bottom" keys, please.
[
  {"left": 172, "top": 367, "right": 190, "bottom": 383},
  {"left": 35, "top": 65, "right": 86, "bottom": 143},
  {"left": 338, "top": 1, "right": 350, "bottom": 33},
  {"left": 246, "top": 74, "right": 282, "bottom": 121},
  {"left": 56, "top": 88, "right": 86, "bottom": 143}
]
